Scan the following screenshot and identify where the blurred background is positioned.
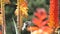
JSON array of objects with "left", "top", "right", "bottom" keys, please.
[{"left": 5, "top": 0, "right": 50, "bottom": 34}]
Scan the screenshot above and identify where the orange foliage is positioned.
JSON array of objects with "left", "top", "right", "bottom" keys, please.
[
  {"left": 31, "top": 26, "right": 53, "bottom": 34},
  {"left": 27, "top": 26, "right": 39, "bottom": 32},
  {"left": 32, "top": 8, "right": 48, "bottom": 28}
]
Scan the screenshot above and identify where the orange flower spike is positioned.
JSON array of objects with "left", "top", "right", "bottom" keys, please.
[
  {"left": 54, "top": 0, "right": 59, "bottom": 28},
  {"left": 48, "top": 0, "right": 59, "bottom": 28},
  {"left": 20, "top": 0, "right": 28, "bottom": 18},
  {"left": 15, "top": 0, "right": 28, "bottom": 18},
  {"left": 20, "top": 0, "right": 25, "bottom": 4}
]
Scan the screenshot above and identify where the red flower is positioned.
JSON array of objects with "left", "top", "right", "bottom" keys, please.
[{"left": 32, "top": 8, "right": 48, "bottom": 28}]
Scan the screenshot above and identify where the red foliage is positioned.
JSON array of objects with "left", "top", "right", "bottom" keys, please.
[
  {"left": 27, "top": 8, "right": 53, "bottom": 34},
  {"left": 32, "top": 8, "right": 48, "bottom": 28}
]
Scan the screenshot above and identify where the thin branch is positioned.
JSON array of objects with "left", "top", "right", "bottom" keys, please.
[{"left": 12, "top": 17, "right": 19, "bottom": 34}]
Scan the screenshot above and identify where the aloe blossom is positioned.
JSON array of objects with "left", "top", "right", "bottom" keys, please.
[{"left": 49, "top": 0, "right": 59, "bottom": 28}]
